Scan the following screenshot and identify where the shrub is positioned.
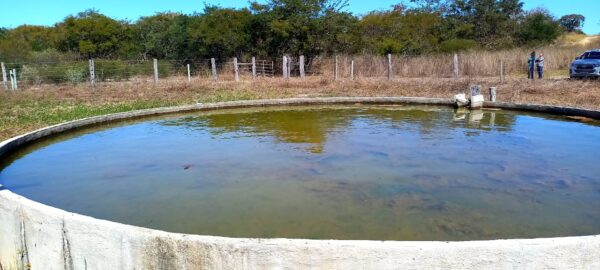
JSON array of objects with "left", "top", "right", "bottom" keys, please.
[
  {"left": 65, "top": 67, "right": 87, "bottom": 84},
  {"left": 20, "top": 65, "right": 43, "bottom": 85}
]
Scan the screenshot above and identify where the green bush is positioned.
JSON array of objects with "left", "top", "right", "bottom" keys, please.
[
  {"left": 65, "top": 67, "right": 87, "bottom": 84},
  {"left": 20, "top": 65, "right": 42, "bottom": 85}
]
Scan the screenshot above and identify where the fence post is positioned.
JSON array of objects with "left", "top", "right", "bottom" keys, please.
[
  {"left": 299, "top": 55, "right": 305, "bottom": 79},
  {"left": 1, "top": 62, "right": 7, "bottom": 90},
  {"left": 351, "top": 60, "right": 355, "bottom": 81},
  {"left": 9, "top": 69, "right": 17, "bottom": 90},
  {"left": 489, "top": 87, "right": 497, "bottom": 102},
  {"left": 233, "top": 57, "right": 239, "bottom": 82},
  {"left": 89, "top": 59, "right": 95, "bottom": 87},
  {"left": 211, "top": 58, "right": 217, "bottom": 81},
  {"left": 283, "top": 55, "right": 289, "bottom": 80},
  {"left": 500, "top": 61, "right": 504, "bottom": 82},
  {"left": 13, "top": 69, "right": 17, "bottom": 90},
  {"left": 187, "top": 64, "right": 191, "bottom": 82},
  {"left": 453, "top": 53, "right": 459, "bottom": 79},
  {"left": 252, "top": 57, "right": 256, "bottom": 79},
  {"left": 287, "top": 56, "right": 291, "bottom": 78},
  {"left": 9, "top": 70, "right": 13, "bottom": 90},
  {"left": 334, "top": 56, "right": 338, "bottom": 81},
  {"left": 153, "top": 59, "right": 159, "bottom": 84},
  {"left": 387, "top": 54, "right": 392, "bottom": 81}
]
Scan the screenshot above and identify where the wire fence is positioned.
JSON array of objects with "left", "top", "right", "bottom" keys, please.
[{"left": 0, "top": 50, "right": 585, "bottom": 90}]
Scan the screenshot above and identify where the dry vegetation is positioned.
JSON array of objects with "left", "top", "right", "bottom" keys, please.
[
  {"left": 1, "top": 74, "right": 599, "bottom": 141},
  {"left": 313, "top": 35, "right": 600, "bottom": 79}
]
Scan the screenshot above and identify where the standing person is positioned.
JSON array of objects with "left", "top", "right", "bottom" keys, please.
[
  {"left": 528, "top": 51, "right": 536, "bottom": 80},
  {"left": 536, "top": 53, "right": 545, "bottom": 79}
]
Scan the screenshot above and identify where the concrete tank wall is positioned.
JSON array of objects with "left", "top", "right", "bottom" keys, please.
[{"left": 1, "top": 97, "right": 600, "bottom": 270}]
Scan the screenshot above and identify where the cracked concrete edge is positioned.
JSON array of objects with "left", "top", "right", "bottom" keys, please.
[{"left": 1, "top": 97, "right": 600, "bottom": 270}]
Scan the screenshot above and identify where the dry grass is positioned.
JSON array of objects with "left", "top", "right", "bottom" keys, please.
[
  {"left": 311, "top": 37, "right": 600, "bottom": 79},
  {"left": 1, "top": 75, "right": 599, "bottom": 141}
]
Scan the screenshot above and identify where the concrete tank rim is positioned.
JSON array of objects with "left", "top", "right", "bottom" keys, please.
[{"left": 1, "top": 96, "right": 600, "bottom": 246}]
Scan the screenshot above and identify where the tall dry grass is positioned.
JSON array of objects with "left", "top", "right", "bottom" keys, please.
[{"left": 312, "top": 37, "right": 600, "bottom": 79}]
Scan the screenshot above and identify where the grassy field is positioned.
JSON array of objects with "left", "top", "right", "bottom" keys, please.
[{"left": 1, "top": 76, "right": 599, "bottom": 141}]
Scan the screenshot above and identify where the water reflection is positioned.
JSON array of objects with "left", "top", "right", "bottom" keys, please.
[{"left": 161, "top": 106, "right": 517, "bottom": 153}]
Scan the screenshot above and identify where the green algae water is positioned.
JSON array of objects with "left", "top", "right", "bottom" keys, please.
[{"left": 2, "top": 105, "right": 600, "bottom": 241}]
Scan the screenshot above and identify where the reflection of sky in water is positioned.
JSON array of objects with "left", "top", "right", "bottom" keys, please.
[{"left": 1, "top": 105, "right": 600, "bottom": 241}]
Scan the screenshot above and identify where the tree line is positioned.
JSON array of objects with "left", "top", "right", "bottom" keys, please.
[{"left": 0, "top": 0, "right": 586, "bottom": 62}]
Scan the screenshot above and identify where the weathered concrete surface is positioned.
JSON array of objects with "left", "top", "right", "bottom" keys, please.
[{"left": 1, "top": 97, "right": 600, "bottom": 270}]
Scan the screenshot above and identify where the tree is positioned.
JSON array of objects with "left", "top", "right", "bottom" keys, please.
[
  {"left": 56, "top": 10, "right": 127, "bottom": 58},
  {"left": 359, "top": 7, "right": 443, "bottom": 55},
  {"left": 0, "top": 28, "right": 8, "bottom": 39},
  {"left": 446, "top": 0, "right": 524, "bottom": 49},
  {"left": 5, "top": 25, "right": 57, "bottom": 52},
  {"left": 135, "top": 13, "right": 190, "bottom": 59},
  {"left": 249, "top": 0, "right": 350, "bottom": 56},
  {"left": 518, "top": 9, "right": 562, "bottom": 46},
  {"left": 187, "top": 6, "right": 252, "bottom": 59},
  {"left": 559, "top": 14, "right": 585, "bottom": 33}
]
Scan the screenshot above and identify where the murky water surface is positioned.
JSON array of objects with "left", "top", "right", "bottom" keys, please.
[{"left": 2, "top": 105, "right": 600, "bottom": 241}]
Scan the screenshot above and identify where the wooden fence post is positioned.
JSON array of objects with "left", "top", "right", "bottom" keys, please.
[
  {"left": 233, "top": 57, "right": 239, "bottom": 82},
  {"left": 288, "top": 56, "right": 293, "bottom": 78},
  {"left": 13, "top": 69, "right": 17, "bottom": 90},
  {"left": 351, "top": 60, "right": 355, "bottom": 81},
  {"left": 153, "top": 59, "right": 159, "bottom": 84},
  {"left": 387, "top": 54, "right": 392, "bottom": 81},
  {"left": 9, "top": 69, "right": 17, "bottom": 90},
  {"left": 252, "top": 57, "right": 256, "bottom": 79},
  {"left": 283, "top": 55, "right": 289, "bottom": 80},
  {"left": 500, "top": 61, "right": 504, "bottom": 83},
  {"left": 187, "top": 64, "right": 191, "bottom": 82},
  {"left": 89, "top": 59, "right": 95, "bottom": 87},
  {"left": 334, "top": 56, "right": 338, "bottom": 81},
  {"left": 1, "top": 62, "right": 7, "bottom": 90},
  {"left": 489, "top": 87, "right": 497, "bottom": 102},
  {"left": 211, "top": 58, "right": 217, "bottom": 81},
  {"left": 9, "top": 70, "right": 13, "bottom": 90},
  {"left": 299, "top": 55, "right": 305, "bottom": 79},
  {"left": 453, "top": 53, "right": 459, "bottom": 79}
]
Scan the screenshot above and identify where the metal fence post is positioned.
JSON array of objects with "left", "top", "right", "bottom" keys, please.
[{"left": 351, "top": 60, "right": 355, "bottom": 81}]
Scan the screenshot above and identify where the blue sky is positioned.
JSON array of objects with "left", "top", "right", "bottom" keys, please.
[{"left": 1, "top": 0, "right": 598, "bottom": 34}]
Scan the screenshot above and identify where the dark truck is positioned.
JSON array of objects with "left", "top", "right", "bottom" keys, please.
[{"left": 570, "top": 49, "right": 600, "bottom": 79}]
